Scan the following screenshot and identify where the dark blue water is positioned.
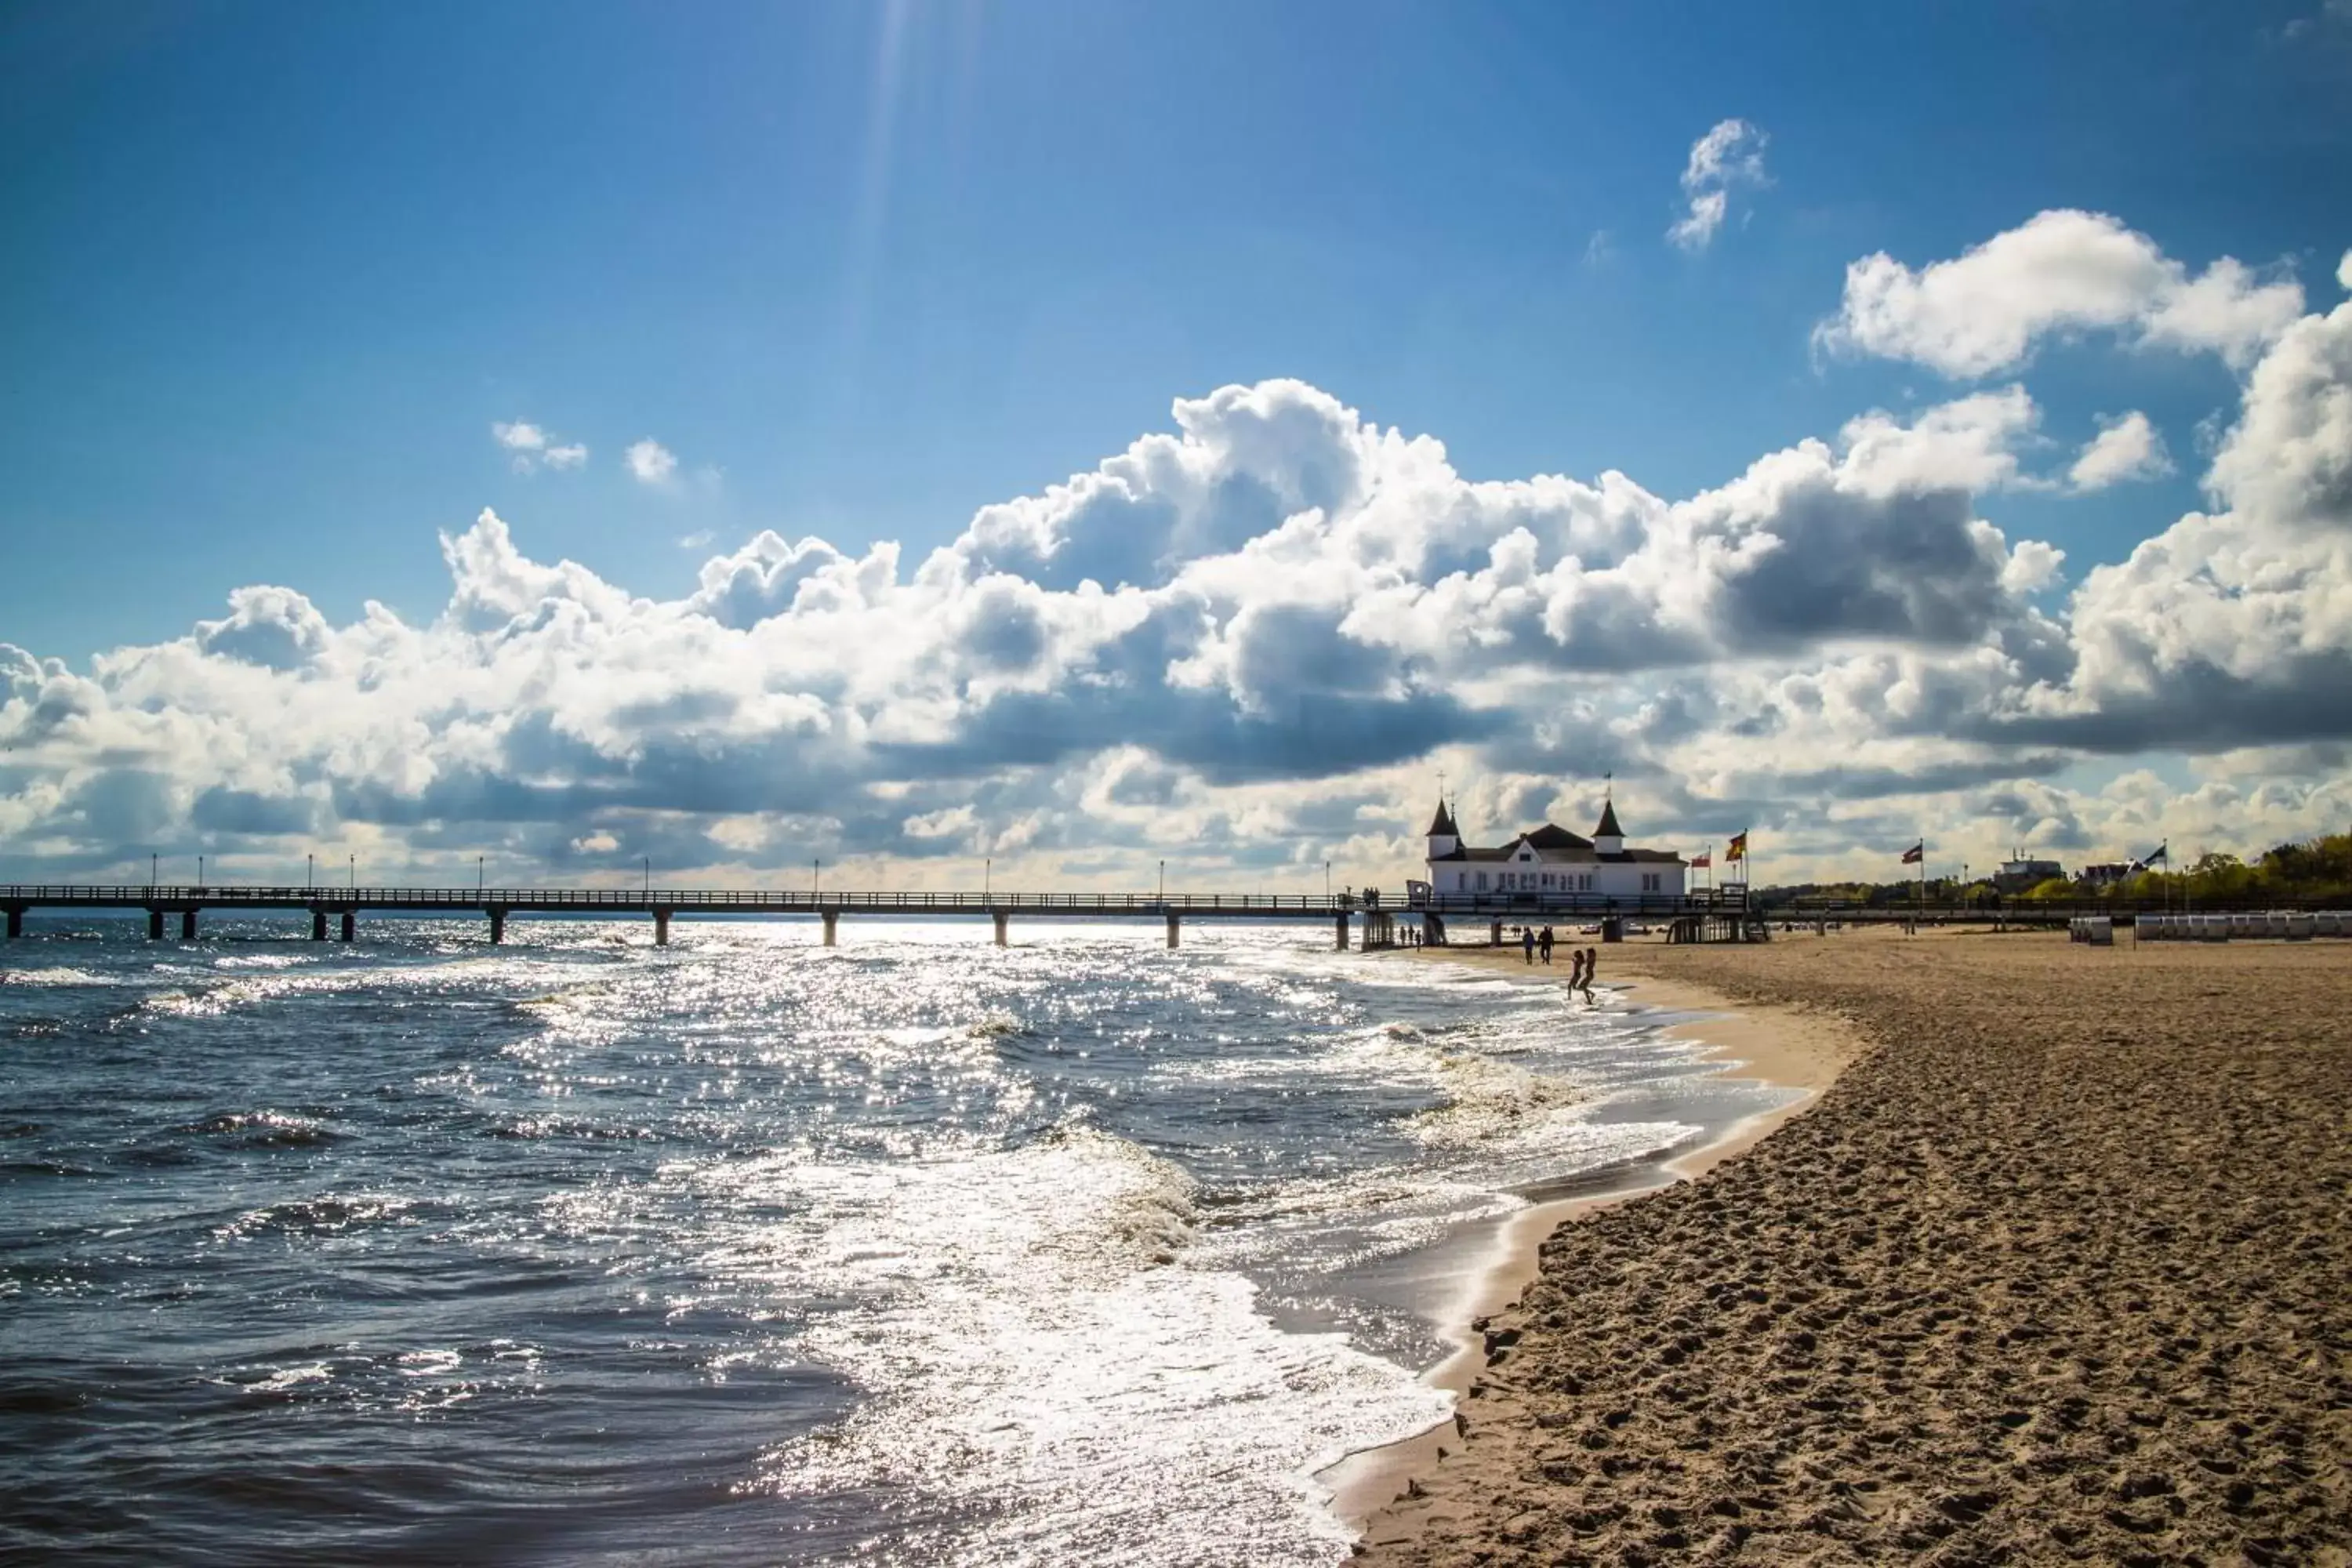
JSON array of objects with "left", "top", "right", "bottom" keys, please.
[{"left": 0, "top": 916, "right": 1776, "bottom": 1565}]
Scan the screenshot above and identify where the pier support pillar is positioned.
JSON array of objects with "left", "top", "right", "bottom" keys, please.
[
  {"left": 822, "top": 912, "right": 837, "bottom": 947},
  {"left": 147, "top": 907, "right": 165, "bottom": 941},
  {"left": 312, "top": 909, "right": 328, "bottom": 942},
  {"left": 653, "top": 909, "right": 670, "bottom": 947},
  {"left": 1424, "top": 914, "right": 1446, "bottom": 946},
  {"left": 180, "top": 909, "right": 198, "bottom": 940},
  {"left": 489, "top": 909, "right": 506, "bottom": 945},
  {"left": 1334, "top": 913, "right": 1349, "bottom": 951},
  {"left": 1165, "top": 914, "right": 1180, "bottom": 949},
  {"left": 992, "top": 911, "right": 1008, "bottom": 947},
  {"left": 1490, "top": 919, "right": 1502, "bottom": 947},
  {"left": 4, "top": 907, "right": 21, "bottom": 940},
  {"left": 339, "top": 911, "right": 355, "bottom": 943}
]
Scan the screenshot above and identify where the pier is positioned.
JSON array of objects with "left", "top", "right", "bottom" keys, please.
[{"left": 0, "top": 884, "right": 1748, "bottom": 949}]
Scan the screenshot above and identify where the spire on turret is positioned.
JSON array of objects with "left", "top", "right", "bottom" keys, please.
[
  {"left": 1425, "top": 788, "right": 1461, "bottom": 862},
  {"left": 1594, "top": 797, "right": 1624, "bottom": 841}
]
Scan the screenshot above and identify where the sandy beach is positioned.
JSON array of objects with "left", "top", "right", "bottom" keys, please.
[{"left": 1352, "top": 927, "right": 2352, "bottom": 1566}]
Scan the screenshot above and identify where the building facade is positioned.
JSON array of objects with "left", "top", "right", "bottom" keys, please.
[
  {"left": 1414, "top": 797, "right": 1687, "bottom": 904},
  {"left": 1995, "top": 856, "right": 2064, "bottom": 893}
]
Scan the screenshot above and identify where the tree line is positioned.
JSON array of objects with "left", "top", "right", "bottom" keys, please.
[
  {"left": 1761, "top": 833, "right": 2352, "bottom": 908},
  {"left": 2060, "top": 832, "right": 2352, "bottom": 905}
]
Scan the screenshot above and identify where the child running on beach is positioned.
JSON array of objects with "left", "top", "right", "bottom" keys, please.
[
  {"left": 1566, "top": 947, "right": 1586, "bottom": 993},
  {"left": 1578, "top": 947, "right": 1598, "bottom": 1004}
]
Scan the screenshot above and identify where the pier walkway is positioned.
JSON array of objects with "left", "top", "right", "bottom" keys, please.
[{"left": 1, "top": 884, "right": 1746, "bottom": 949}]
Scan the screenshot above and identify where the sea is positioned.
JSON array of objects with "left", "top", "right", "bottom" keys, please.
[{"left": 0, "top": 914, "right": 1791, "bottom": 1566}]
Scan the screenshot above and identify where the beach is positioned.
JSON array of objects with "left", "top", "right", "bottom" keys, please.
[{"left": 1353, "top": 927, "right": 2352, "bottom": 1565}]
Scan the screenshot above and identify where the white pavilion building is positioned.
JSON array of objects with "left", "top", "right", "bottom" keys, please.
[{"left": 1412, "top": 796, "right": 1686, "bottom": 904}]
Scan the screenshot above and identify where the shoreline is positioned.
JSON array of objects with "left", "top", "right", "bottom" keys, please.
[
  {"left": 1319, "top": 948, "right": 1867, "bottom": 1532},
  {"left": 1347, "top": 930, "right": 2352, "bottom": 1565}
]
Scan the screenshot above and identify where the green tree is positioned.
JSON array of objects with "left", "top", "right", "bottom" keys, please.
[{"left": 2187, "top": 851, "right": 2256, "bottom": 902}]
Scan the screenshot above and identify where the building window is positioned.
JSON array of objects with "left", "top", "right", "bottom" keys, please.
[
  {"left": 1475, "top": 871, "right": 1487, "bottom": 891},
  {"left": 1641, "top": 873, "right": 1661, "bottom": 892}
]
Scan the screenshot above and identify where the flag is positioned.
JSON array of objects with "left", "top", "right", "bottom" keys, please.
[
  {"left": 1726, "top": 832, "right": 1748, "bottom": 862},
  {"left": 2136, "top": 842, "right": 2169, "bottom": 868},
  {"left": 1690, "top": 851, "right": 1711, "bottom": 869},
  {"left": 1900, "top": 841, "right": 1925, "bottom": 865}
]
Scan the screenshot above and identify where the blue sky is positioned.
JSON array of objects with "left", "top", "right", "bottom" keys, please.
[
  {"left": 3, "top": 0, "right": 2350, "bottom": 886},
  {"left": 8, "top": 0, "right": 2343, "bottom": 655}
]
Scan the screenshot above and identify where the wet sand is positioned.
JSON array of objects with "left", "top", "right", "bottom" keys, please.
[
  {"left": 1323, "top": 949, "right": 1867, "bottom": 1531},
  {"left": 1352, "top": 927, "right": 2352, "bottom": 1566}
]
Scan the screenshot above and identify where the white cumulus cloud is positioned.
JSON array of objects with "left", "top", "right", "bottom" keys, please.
[
  {"left": 1668, "top": 118, "right": 1768, "bottom": 252},
  {"left": 493, "top": 419, "right": 589, "bottom": 474},
  {"left": 1816, "top": 209, "right": 2306, "bottom": 377},
  {"left": 626, "top": 439, "right": 678, "bottom": 484},
  {"left": 2067, "top": 412, "right": 2173, "bottom": 491}
]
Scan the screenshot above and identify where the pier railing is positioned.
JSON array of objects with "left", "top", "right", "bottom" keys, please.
[
  {"left": 4, "top": 884, "right": 1374, "bottom": 913},
  {"left": 0, "top": 884, "right": 1748, "bottom": 914},
  {"left": 0, "top": 880, "right": 1756, "bottom": 947}
]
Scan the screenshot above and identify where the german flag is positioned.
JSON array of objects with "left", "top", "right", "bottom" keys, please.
[{"left": 1726, "top": 832, "right": 1748, "bottom": 862}]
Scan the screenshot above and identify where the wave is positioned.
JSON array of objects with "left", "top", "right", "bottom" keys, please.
[
  {"left": 1030, "top": 1118, "right": 1200, "bottom": 1267},
  {"left": 0, "top": 1158, "right": 105, "bottom": 1178},
  {"left": 1408, "top": 1050, "right": 1588, "bottom": 1148},
  {"left": 0, "top": 967, "right": 115, "bottom": 988},
  {"left": 177, "top": 1110, "right": 342, "bottom": 1150},
  {"left": 484, "top": 1113, "right": 660, "bottom": 1142},
  {"left": 735, "top": 1120, "right": 1443, "bottom": 1563},
  {"left": 143, "top": 981, "right": 288, "bottom": 1018},
  {"left": 212, "top": 1192, "right": 419, "bottom": 1240}
]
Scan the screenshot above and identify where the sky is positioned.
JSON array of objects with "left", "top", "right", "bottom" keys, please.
[{"left": 3, "top": 0, "right": 2351, "bottom": 891}]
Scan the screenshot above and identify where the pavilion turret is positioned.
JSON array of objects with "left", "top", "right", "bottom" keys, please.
[
  {"left": 1426, "top": 797, "right": 1460, "bottom": 858},
  {"left": 1592, "top": 797, "right": 1624, "bottom": 855}
]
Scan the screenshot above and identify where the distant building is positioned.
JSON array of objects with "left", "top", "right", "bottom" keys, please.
[
  {"left": 1417, "top": 796, "right": 1686, "bottom": 902},
  {"left": 1996, "top": 855, "right": 2064, "bottom": 893},
  {"left": 2079, "top": 862, "right": 2134, "bottom": 888}
]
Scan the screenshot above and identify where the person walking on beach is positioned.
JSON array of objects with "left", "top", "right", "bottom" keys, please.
[
  {"left": 1539, "top": 925, "right": 1555, "bottom": 964},
  {"left": 1521, "top": 925, "right": 1536, "bottom": 964},
  {"left": 1566, "top": 946, "right": 1586, "bottom": 993},
  {"left": 1577, "top": 947, "right": 1599, "bottom": 1004}
]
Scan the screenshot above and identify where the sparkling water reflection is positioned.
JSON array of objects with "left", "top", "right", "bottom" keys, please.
[{"left": 0, "top": 916, "right": 1780, "bottom": 1564}]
